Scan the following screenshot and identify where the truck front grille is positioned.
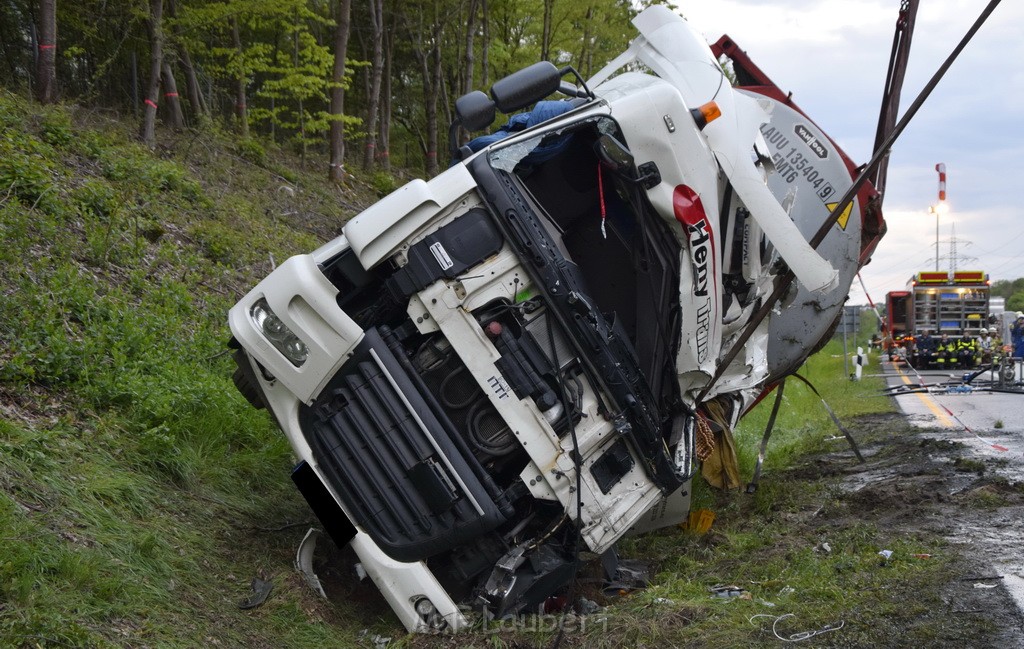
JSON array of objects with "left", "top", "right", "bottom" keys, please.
[{"left": 302, "top": 329, "right": 507, "bottom": 562}]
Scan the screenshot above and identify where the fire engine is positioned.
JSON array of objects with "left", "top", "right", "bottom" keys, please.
[{"left": 884, "top": 270, "right": 991, "bottom": 366}]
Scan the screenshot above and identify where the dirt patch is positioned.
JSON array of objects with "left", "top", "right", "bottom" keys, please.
[{"left": 817, "top": 412, "right": 1024, "bottom": 645}]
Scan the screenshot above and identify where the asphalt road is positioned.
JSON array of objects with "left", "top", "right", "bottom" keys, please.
[
  {"left": 876, "top": 357, "right": 1024, "bottom": 625},
  {"left": 879, "top": 358, "right": 1024, "bottom": 451}
]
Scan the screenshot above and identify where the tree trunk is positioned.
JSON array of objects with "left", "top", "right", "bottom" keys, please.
[
  {"left": 406, "top": 4, "right": 442, "bottom": 175},
  {"left": 161, "top": 62, "right": 185, "bottom": 130},
  {"left": 269, "top": 29, "right": 281, "bottom": 143},
  {"left": 438, "top": 59, "right": 452, "bottom": 129},
  {"left": 293, "top": 10, "right": 306, "bottom": 167},
  {"left": 362, "top": 0, "right": 385, "bottom": 171},
  {"left": 35, "top": 0, "right": 57, "bottom": 103},
  {"left": 178, "top": 46, "right": 207, "bottom": 119},
  {"left": 328, "top": 0, "right": 353, "bottom": 182},
  {"left": 463, "top": 0, "right": 477, "bottom": 94},
  {"left": 580, "top": 4, "right": 594, "bottom": 77},
  {"left": 481, "top": 0, "right": 489, "bottom": 86},
  {"left": 577, "top": 4, "right": 593, "bottom": 78},
  {"left": 230, "top": 17, "right": 248, "bottom": 137},
  {"left": 426, "top": 29, "right": 442, "bottom": 176},
  {"left": 167, "top": 0, "right": 207, "bottom": 120},
  {"left": 541, "top": 0, "right": 553, "bottom": 62},
  {"left": 140, "top": 0, "right": 164, "bottom": 146},
  {"left": 130, "top": 50, "right": 139, "bottom": 115},
  {"left": 378, "top": 25, "right": 392, "bottom": 172}
]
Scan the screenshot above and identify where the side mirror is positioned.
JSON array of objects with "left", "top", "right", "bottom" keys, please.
[
  {"left": 490, "top": 61, "right": 562, "bottom": 113},
  {"left": 455, "top": 90, "right": 496, "bottom": 132},
  {"left": 558, "top": 81, "right": 587, "bottom": 98},
  {"left": 594, "top": 134, "right": 636, "bottom": 176}
]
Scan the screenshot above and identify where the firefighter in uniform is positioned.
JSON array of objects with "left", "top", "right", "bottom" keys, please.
[
  {"left": 936, "top": 333, "right": 952, "bottom": 368},
  {"left": 956, "top": 331, "right": 976, "bottom": 369},
  {"left": 916, "top": 331, "right": 935, "bottom": 368},
  {"left": 1013, "top": 314, "right": 1024, "bottom": 358},
  {"left": 979, "top": 328, "right": 995, "bottom": 364}
]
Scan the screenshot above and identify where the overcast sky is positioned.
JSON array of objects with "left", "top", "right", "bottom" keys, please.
[{"left": 674, "top": 0, "right": 1024, "bottom": 306}]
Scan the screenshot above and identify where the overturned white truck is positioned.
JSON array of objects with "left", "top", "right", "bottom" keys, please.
[{"left": 228, "top": 5, "right": 885, "bottom": 632}]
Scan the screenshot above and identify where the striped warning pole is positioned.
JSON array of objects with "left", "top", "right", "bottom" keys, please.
[
  {"left": 938, "top": 403, "right": 1009, "bottom": 452},
  {"left": 931, "top": 163, "right": 947, "bottom": 271}
]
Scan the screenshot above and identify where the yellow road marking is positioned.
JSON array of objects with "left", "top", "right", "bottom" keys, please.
[{"left": 894, "top": 364, "right": 955, "bottom": 427}]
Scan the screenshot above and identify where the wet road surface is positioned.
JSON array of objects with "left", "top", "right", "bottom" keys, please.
[{"left": 878, "top": 358, "right": 1024, "bottom": 630}]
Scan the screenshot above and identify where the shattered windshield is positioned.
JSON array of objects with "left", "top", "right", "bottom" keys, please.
[{"left": 487, "top": 115, "right": 682, "bottom": 406}]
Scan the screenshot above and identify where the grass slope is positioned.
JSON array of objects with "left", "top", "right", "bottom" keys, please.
[{"left": 0, "top": 91, "right": 391, "bottom": 647}]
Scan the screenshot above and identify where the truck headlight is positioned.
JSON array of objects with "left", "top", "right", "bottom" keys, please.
[
  {"left": 413, "top": 596, "right": 447, "bottom": 630},
  {"left": 414, "top": 597, "right": 435, "bottom": 617},
  {"left": 251, "top": 298, "right": 309, "bottom": 366}
]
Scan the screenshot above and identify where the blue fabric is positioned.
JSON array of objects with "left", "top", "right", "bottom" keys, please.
[
  {"left": 457, "top": 101, "right": 575, "bottom": 165},
  {"left": 1012, "top": 319, "right": 1024, "bottom": 357}
]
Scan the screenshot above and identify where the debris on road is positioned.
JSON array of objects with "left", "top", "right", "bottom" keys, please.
[
  {"left": 238, "top": 577, "right": 274, "bottom": 610},
  {"left": 295, "top": 527, "right": 328, "bottom": 599},
  {"left": 749, "top": 613, "right": 845, "bottom": 642},
  {"left": 709, "top": 585, "right": 751, "bottom": 600}
]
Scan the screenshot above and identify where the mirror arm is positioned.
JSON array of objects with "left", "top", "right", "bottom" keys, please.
[
  {"left": 447, "top": 121, "right": 461, "bottom": 166},
  {"left": 558, "top": 65, "right": 595, "bottom": 101}
]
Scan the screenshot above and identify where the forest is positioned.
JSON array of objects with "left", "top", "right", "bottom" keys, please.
[
  {"left": 0, "top": 0, "right": 644, "bottom": 181},
  {"left": 991, "top": 278, "right": 1024, "bottom": 313}
]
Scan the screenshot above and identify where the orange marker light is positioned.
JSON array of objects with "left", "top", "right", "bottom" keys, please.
[{"left": 690, "top": 101, "right": 721, "bottom": 130}]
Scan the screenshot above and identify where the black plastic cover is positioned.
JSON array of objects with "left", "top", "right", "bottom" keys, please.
[
  {"left": 291, "top": 460, "right": 357, "bottom": 548},
  {"left": 301, "top": 328, "right": 507, "bottom": 562},
  {"left": 456, "top": 90, "right": 497, "bottom": 132},
  {"left": 490, "top": 324, "right": 558, "bottom": 410},
  {"left": 386, "top": 208, "right": 503, "bottom": 299},
  {"left": 490, "top": 61, "right": 562, "bottom": 113},
  {"left": 590, "top": 439, "right": 635, "bottom": 494}
]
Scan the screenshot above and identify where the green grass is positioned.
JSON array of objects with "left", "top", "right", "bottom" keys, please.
[
  {"left": 0, "top": 90, "right": 391, "bottom": 647},
  {"left": 731, "top": 340, "right": 894, "bottom": 475}
]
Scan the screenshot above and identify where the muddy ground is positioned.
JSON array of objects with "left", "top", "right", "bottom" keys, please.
[{"left": 796, "top": 411, "right": 1024, "bottom": 646}]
